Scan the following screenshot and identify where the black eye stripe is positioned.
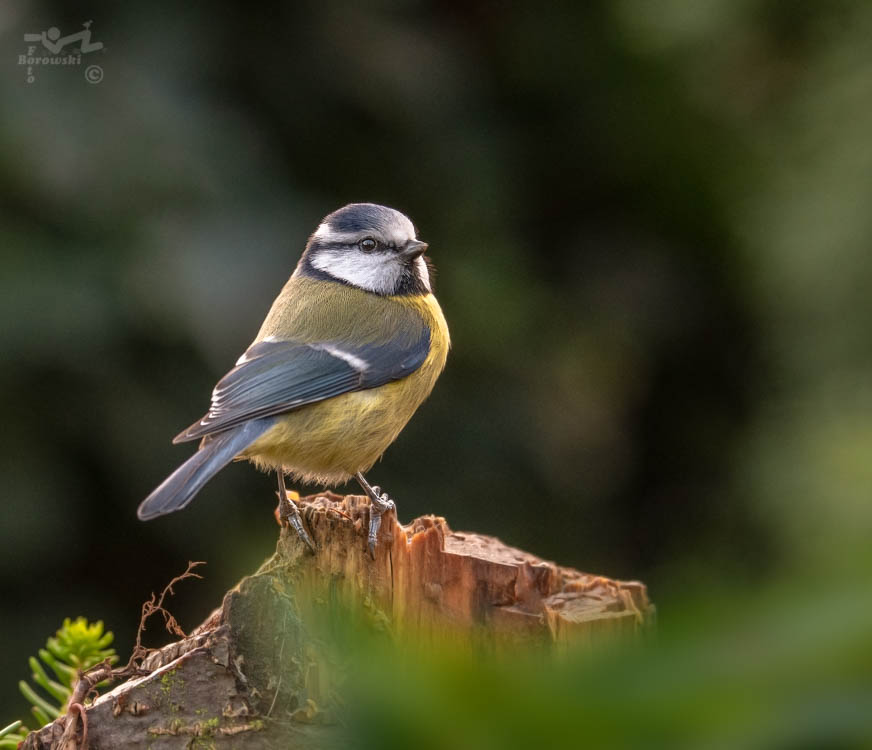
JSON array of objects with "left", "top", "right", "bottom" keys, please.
[{"left": 310, "top": 237, "right": 405, "bottom": 255}]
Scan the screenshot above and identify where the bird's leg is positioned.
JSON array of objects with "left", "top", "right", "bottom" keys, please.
[
  {"left": 276, "top": 471, "right": 315, "bottom": 552},
  {"left": 355, "top": 471, "right": 396, "bottom": 559}
]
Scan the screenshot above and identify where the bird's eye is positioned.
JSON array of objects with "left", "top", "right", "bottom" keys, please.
[{"left": 359, "top": 238, "right": 378, "bottom": 252}]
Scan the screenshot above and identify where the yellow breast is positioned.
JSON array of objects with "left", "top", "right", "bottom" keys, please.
[{"left": 242, "top": 289, "right": 450, "bottom": 484}]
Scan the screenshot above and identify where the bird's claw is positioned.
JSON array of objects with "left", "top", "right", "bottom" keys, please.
[
  {"left": 367, "top": 487, "right": 394, "bottom": 559},
  {"left": 277, "top": 492, "right": 316, "bottom": 553},
  {"left": 287, "top": 514, "right": 317, "bottom": 553}
]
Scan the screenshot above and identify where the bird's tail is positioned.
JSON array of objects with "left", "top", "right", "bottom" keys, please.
[{"left": 137, "top": 418, "right": 274, "bottom": 520}]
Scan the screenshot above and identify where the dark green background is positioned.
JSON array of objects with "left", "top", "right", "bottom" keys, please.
[{"left": 2, "top": 1, "right": 871, "bottom": 745}]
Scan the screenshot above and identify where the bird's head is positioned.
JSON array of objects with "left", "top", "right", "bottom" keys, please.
[{"left": 298, "top": 203, "right": 431, "bottom": 296}]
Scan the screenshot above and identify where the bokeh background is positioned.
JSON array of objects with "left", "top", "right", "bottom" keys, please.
[{"left": 2, "top": 0, "right": 871, "bottom": 746}]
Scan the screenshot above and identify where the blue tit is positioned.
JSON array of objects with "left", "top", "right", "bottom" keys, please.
[{"left": 138, "top": 203, "right": 450, "bottom": 556}]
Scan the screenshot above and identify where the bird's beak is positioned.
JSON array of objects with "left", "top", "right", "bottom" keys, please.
[{"left": 399, "top": 239, "right": 428, "bottom": 259}]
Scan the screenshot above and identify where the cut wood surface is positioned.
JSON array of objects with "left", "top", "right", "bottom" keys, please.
[{"left": 24, "top": 492, "right": 654, "bottom": 749}]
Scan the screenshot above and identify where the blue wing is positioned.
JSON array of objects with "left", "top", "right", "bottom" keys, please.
[
  {"left": 174, "top": 330, "right": 431, "bottom": 443},
  {"left": 138, "top": 417, "right": 276, "bottom": 519}
]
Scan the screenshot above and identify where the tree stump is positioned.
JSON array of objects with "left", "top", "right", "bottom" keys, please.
[{"left": 23, "top": 493, "right": 654, "bottom": 749}]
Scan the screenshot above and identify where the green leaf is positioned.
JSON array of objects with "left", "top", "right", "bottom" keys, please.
[
  {"left": 27, "top": 656, "right": 70, "bottom": 705},
  {"left": 45, "top": 637, "right": 66, "bottom": 662},
  {"left": 38, "top": 649, "right": 76, "bottom": 685},
  {"left": 30, "top": 705, "right": 52, "bottom": 728},
  {"left": 19, "top": 680, "right": 60, "bottom": 723},
  {"left": 0, "top": 721, "right": 22, "bottom": 739}
]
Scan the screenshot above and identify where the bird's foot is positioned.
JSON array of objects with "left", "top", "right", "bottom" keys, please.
[
  {"left": 276, "top": 489, "right": 316, "bottom": 553},
  {"left": 366, "top": 485, "right": 395, "bottom": 560}
]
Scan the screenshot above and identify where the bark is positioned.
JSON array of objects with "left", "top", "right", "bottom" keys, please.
[{"left": 24, "top": 492, "right": 654, "bottom": 749}]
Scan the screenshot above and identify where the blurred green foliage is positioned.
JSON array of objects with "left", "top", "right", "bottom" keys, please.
[
  {"left": 1, "top": 0, "right": 871, "bottom": 745},
  {"left": 340, "top": 576, "right": 872, "bottom": 749}
]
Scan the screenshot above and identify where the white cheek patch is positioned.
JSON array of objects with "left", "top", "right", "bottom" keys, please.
[{"left": 310, "top": 248, "right": 402, "bottom": 295}]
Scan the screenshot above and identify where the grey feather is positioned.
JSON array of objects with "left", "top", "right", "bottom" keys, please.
[
  {"left": 174, "top": 331, "right": 430, "bottom": 443},
  {"left": 137, "top": 418, "right": 275, "bottom": 520}
]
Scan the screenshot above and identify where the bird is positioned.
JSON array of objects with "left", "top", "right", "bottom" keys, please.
[{"left": 137, "top": 203, "right": 450, "bottom": 557}]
